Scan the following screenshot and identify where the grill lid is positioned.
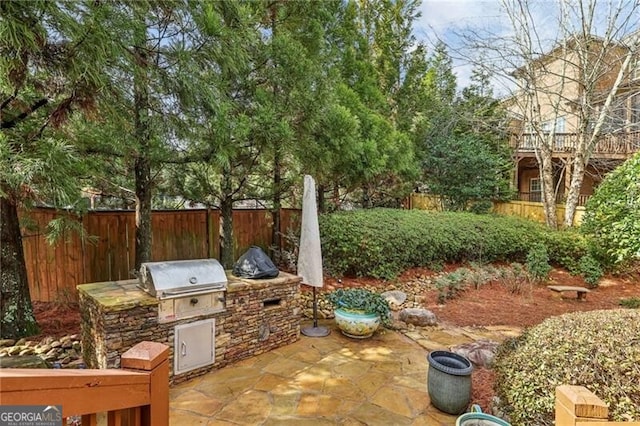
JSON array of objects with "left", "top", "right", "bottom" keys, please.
[{"left": 139, "top": 259, "right": 227, "bottom": 298}]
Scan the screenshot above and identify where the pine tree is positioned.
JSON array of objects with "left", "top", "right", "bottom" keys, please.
[{"left": 1, "top": 1, "right": 119, "bottom": 338}]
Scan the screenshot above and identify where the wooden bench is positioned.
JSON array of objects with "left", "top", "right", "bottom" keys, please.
[{"left": 547, "top": 285, "right": 590, "bottom": 301}]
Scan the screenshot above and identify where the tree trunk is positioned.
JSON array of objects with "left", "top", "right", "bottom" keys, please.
[
  {"left": 361, "top": 183, "right": 372, "bottom": 208},
  {"left": 220, "top": 171, "right": 234, "bottom": 269},
  {"left": 317, "top": 183, "right": 325, "bottom": 213},
  {"left": 564, "top": 154, "right": 586, "bottom": 227},
  {"left": 219, "top": 197, "right": 234, "bottom": 269},
  {"left": 539, "top": 147, "right": 558, "bottom": 229},
  {"left": 271, "top": 144, "right": 282, "bottom": 256},
  {"left": 134, "top": 154, "right": 152, "bottom": 272},
  {"left": 133, "top": 46, "right": 152, "bottom": 273},
  {"left": 0, "top": 193, "right": 39, "bottom": 338},
  {"left": 333, "top": 184, "right": 340, "bottom": 210},
  {"left": 269, "top": 4, "right": 282, "bottom": 258}
]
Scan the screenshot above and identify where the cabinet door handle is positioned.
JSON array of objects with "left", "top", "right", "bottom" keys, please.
[{"left": 181, "top": 341, "right": 187, "bottom": 356}]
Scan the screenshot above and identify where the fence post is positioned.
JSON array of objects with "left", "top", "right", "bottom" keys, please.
[
  {"left": 121, "top": 341, "right": 170, "bottom": 426},
  {"left": 555, "top": 385, "right": 608, "bottom": 426}
]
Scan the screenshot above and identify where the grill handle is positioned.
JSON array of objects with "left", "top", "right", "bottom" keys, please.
[{"left": 161, "top": 287, "right": 225, "bottom": 298}]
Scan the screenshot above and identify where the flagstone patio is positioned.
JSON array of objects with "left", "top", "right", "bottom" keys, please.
[{"left": 169, "top": 319, "right": 519, "bottom": 425}]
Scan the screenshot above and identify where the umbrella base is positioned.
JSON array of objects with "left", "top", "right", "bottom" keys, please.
[{"left": 301, "top": 325, "right": 330, "bottom": 337}]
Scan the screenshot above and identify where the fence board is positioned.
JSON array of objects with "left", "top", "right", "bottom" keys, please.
[
  {"left": 19, "top": 207, "right": 301, "bottom": 302},
  {"left": 208, "top": 209, "right": 220, "bottom": 259},
  {"left": 84, "top": 211, "right": 135, "bottom": 282},
  {"left": 279, "top": 208, "right": 302, "bottom": 252},
  {"left": 20, "top": 209, "right": 85, "bottom": 302},
  {"left": 232, "top": 209, "right": 274, "bottom": 257},
  {"left": 150, "top": 210, "right": 208, "bottom": 261}
]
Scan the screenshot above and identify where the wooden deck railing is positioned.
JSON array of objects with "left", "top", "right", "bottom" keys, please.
[
  {"left": 515, "top": 191, "right": 590, "bottom": 206},
  {"left": 510, "top": 132, "right": 640, "bottom": 156},
  {"left": 556, "top": 385, "right": 640, "bottom": 426},
  {"left": 0, "top": 341, "right": 169, "bottom": 426}
]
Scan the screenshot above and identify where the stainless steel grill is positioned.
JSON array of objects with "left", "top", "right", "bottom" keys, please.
[
  {"left": 138, "top": 259, "right": 228, "bottom": 299},
  {"left": 138, "top": 259, "right": 228, "bottom": 372}
]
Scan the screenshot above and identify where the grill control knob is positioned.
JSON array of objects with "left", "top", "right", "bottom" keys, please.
[{"left": 190, "top": 298, "right": 198, "bottom": 305}]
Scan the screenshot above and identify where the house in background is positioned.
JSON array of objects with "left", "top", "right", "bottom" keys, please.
[{"left": 505, "top": 35, "right": 640, "bottom": 207}]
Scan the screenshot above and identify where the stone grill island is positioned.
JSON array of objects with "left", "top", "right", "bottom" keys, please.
[{"left": 78, "top": 271, "right": 302, "bottom": 384}]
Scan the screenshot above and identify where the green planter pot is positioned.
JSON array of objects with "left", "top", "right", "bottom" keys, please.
[
  {"left": 427, "top": 350, "right": 473, "bottom": 415},
  {"left": 333, "top": 308, "right": 381, "bottom": 338}
]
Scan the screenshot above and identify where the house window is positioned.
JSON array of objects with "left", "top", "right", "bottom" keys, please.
[{"left": 529, "top": 178, "right": 542, "bottom": 202}]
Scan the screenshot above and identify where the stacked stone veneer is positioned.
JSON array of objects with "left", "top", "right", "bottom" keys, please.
[{"left": 78, "top": 272, "right": 302, "bottom": 384}]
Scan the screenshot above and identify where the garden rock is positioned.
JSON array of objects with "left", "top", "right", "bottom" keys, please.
[
  {"left": 381, "top": 290, "right": 407, "bottom": 310},
  {"left": 0, "top": 334, "right": 83, "bottom": 369},
  {"left": 0, "top": 355, "right": 51, "bottom": 369},
  {"left": 399, "top": 308, "right": 437, "bottom": 326},
  {"left": 450, "top": 339, "right": 499, "bottom": 367}
]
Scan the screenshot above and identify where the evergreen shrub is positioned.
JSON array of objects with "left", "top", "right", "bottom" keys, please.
[
  {"left": 526, "top": 243, "right": 552, "bottom": 283},
  {"left": 577, "top": 255, "right": 603, "bottom": 288},
  {"left": 582, "top": 152, "right": 640, "bottom": 267},
  {"left": 494, "top": 310, "right": 640, "bottom": 425},
  {"left": 540, "top": 230, "right": 588, "bottom": 272}
]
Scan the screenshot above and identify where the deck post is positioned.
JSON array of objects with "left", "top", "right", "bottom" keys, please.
[
  {"left": 121, "top": 341, "right": 170, "bottom": 426},
  {"left": 555, "top": 385, "right": 608, "bottom": 426}
]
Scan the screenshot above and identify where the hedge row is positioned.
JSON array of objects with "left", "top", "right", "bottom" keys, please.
[{"left": 319, "top": 209, "right": 587, "bottom": 279}]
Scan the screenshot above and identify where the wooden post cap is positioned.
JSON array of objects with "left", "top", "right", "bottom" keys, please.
[
  {"left": 556, "top": 385, "right": 608, "bottom": 419},
  {"left": 121, "top": 341, "right": 169, "bottom": 371}
]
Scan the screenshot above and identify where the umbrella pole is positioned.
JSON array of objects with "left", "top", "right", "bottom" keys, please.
[{"left": 301, "top": 286, "right": 330, "bottom": 337}]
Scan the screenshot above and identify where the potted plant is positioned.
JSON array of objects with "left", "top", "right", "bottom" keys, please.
[{"left": 325, "top": 288, "right": 392, "bottom": 338}]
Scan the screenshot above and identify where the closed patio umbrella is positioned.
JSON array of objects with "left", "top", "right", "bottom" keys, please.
[{"left": 298, "top": 175, "right": 330, "bottom": 337}]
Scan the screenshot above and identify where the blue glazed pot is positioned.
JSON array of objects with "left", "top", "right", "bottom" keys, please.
[
  {"left": 333, "top": 308, "right": 380, "bottom": 338},
  {"left": 427, "top": 351, "right": 474, "bottom": 415}
]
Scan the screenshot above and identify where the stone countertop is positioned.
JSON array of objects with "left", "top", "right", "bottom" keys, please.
[
  {"left": 226, "top": 271, "right": 301, "bottom": 292},
  {"left": 77, "top": 279, "right": 156, "bottom": 312},
  {"left": 77, "top": 271, "right": 302, "bottom": 312}
]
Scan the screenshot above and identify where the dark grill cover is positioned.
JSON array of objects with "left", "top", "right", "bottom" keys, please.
[{"left": 233, "top": 246, "right": 279, "bottom": 279}]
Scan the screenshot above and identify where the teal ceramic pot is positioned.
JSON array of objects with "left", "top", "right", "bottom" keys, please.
[
  {"left": 333, "top": 308, "right": 380, "bottom": 338},
  {"left": 427, "top": 350, "right": 474, "bottom": 415},
  {"left": 456, "top": 405, "right": 511, "bottom": 425}
]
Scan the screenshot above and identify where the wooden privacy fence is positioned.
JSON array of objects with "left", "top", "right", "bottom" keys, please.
[
  {"left": 0, "top": 341, "right": 169, "bottom": 426},
  {"left": 492, "top": 200, "right": 585, "bottom": 226},
  {"left": 20, "top": 207, "right": 301, "bottom": 302},
  {"left": 410, "top": 193, "right": 585, "bottom": 226}
]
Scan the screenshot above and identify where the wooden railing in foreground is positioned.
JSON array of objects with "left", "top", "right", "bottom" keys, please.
[
  {"left": 556, "top": 385, "right": 640, "bottom": 425},
  {"left": 0, "top": 341, "right": 169, "bottom": 426}
]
